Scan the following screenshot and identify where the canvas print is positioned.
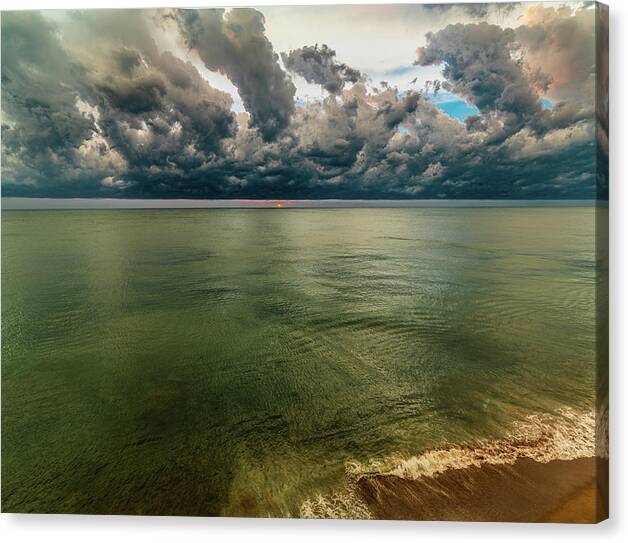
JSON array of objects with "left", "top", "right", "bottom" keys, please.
[{"left": 1, "top": 2, "right": 608, "bottom": 522}]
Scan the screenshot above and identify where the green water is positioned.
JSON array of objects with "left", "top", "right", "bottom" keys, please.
[{"left": 1, "top": 207, "right": 597, "bottom": 516}]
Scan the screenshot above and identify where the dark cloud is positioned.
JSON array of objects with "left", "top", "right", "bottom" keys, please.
[
  {"left": 1, "top": 6, "right": 605, "bottom": 200},
  {"left": 112, "top": 48, "right": 142, "bottom": 77},
  {"left": 281, "top": 44, "right": 362, "bottom": 95},
  {"left": 415, "top": 23, "right": 540, "bottom": 119},
  {"left": 174, "top": 8, "right": 295, "bottom": 141},
  {"left": 93, "top": 50, "right": 237, "bottom": 194},
  {"left": 595, "top": 3, "right": 609, "bottom": 199},
  {"left": 1, "top": 12, "right": 96, "bottom": 191},
  {"left": 414, "top": 14, "right": 598, "bottom": 148},
  {"left": 1, "top": 10, "right": 238, "bottom": 198},
  {"left": 96, "top": 74, "right": 167, "bottom": 114},
  {"left": 515, "top": 6, "right": 596, "bottom": 102},
  {"left": 422, "top": 2, "right": 519, "bottom": 20}
]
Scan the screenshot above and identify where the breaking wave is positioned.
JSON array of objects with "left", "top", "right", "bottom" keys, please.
[{"left": 300, "top": 407, "right": 600, "bottom": 519}]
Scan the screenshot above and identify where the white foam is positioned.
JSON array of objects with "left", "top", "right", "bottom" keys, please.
[
  {"left": 360, "top": 408, "right": 596, "bottom": 481},
  {"left": 300, "top": 407, "right": 600, "bottom": 519},
  {"left": 300, "top": 485, "right": 373, "bottom": 520},
  {"left": 596, "top": 402, "right": 609, "bottom": 460}
]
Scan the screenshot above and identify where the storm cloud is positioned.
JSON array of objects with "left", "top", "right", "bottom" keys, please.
[
  {"left": 2, "top": 10, "right": 238, "bottom": 197},
  {"left": 282, "top": 44, "right": 362, "bottom": 95},
  {"left": 1, "top": 4, "right": 607, "bottom": 200},
  {"left": 174, "top": 8, "right": 295, "bottom": 141},
  {"left": 414, "top": 21, "right": 547, "bottom": 145}
]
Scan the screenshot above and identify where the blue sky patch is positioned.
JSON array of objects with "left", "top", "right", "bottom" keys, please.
[{"left": 428, "top": 92, "right": 480, "bottom": 122}]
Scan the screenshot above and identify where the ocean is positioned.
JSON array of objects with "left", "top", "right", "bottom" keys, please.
[{"left": 1, "top": 206, "right": 600, "bottom": 517}]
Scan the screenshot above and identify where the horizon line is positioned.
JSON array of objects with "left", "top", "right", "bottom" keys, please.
[{"left": 1, "top": 197, "right": 604, "bottom": 210}]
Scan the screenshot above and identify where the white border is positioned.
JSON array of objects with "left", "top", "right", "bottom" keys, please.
[{"left": 1, "top": 1, "right": 626, "bottom": 542}]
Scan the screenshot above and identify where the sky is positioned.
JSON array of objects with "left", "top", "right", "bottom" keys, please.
[{"left": 0, "top": 2, "right": 608, "bottom": 200}]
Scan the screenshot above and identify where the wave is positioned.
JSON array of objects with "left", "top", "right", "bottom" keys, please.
[{"left": 300, "top": 407, "right": 602, "bottom": 520}]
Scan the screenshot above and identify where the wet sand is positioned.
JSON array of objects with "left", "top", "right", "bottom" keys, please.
[{"left": 357, "top": 456, "right": 608, "bottom": 523}]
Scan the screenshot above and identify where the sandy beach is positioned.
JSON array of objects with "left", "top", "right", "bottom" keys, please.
[{"left": 357, "top": 456, "right": 607, "bottom": 523}]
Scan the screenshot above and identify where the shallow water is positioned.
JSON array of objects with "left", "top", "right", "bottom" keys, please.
[{"left": 1, "top": 207, "right": 598, "bottom": 516}]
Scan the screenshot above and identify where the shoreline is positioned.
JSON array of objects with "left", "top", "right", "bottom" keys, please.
[
  {"left": 357, "top": 456, "right": 607, "bottom": 523},
  {"left": 300, "top": 408, "right": 606, "bottom": 522}
]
